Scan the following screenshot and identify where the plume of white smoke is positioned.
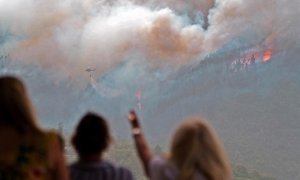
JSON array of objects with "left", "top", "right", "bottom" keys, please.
[{"left": 0, "top": 0, "right": 297, "bottom": 81}]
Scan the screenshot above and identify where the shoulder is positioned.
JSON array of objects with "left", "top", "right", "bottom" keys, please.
[
  {"left": 149, "top": 156, "right": 177, "bottom": 180},
  {"left": 69, "top": 161, "right": 134, "bottom": 180},
  {"left": 30, "top": 130, "right": 60, "bottom": 145},
  {"left": 149, "top": 156, "right": 168, "bottom": 169},
  {"left": 23, "top": 130, "right": 58, "bottom": 152},
  {"left": 43, "top": 131, "right": 66, "bottom": 170},
  {"left": 103, "top": 161, "right": 134, "bottom": 179},
  {"left": 117, "top": 166, "right": 133, "bottom": 179},
  {"left": 43, "top": 130, "right": 64, "bottom": 150}
]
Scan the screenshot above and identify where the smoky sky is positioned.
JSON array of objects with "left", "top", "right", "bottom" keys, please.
[{"left": 1, "top": 0, "right": 299, "bottom": 83}]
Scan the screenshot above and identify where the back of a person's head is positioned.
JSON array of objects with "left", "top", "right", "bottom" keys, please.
[
  {"left": 72, "top": 112, "right": 111, "bottom": 157},
  {"left": 0, "top": 76, "right": 38, "bottom": 134},
  {"left": 170, "top": 117, "right": 232, "bottom": 180}
]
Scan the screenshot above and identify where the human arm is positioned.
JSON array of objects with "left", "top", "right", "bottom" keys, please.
[{"left": 128, "top": 110, "right": 153, "bottom": 177}]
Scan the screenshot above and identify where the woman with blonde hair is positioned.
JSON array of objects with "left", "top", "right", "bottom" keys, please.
[
  {"left": 128, "top": 110, "right": 232, "bottom": 180},
  {"left": 0, "top": 76, "right": 69, "bottom": 180}
]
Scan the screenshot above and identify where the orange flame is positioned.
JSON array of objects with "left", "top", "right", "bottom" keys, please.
[{"left": 263, "top": 50, "right": 272, "bottom": 63}]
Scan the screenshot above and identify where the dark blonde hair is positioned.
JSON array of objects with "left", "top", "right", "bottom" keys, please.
[
  {"left": 0, "top": 76, "right": 40, "bottom": 134},
  {"left": 170, "top": 117, "right": 232, "bottom": 180}
]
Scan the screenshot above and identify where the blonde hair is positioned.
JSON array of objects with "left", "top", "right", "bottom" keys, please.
[
  {"left": 0, "top": 76, "right": 40, "bottom": 134},
  {"left": 170, "top": 117, "right": 232, "bottom": 180}
]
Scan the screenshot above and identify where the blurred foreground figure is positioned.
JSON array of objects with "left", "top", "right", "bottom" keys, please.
[
  {"left": 0, "top": 76, "right": 69, "bottom": 180},
  {"left": 128, "top": 110, "right": 232, "bottom": 180},
  {"left": 69, "top": 112, "right": 133, "bottom": 180}
]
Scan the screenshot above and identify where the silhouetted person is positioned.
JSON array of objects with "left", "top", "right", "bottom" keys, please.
[
  {"left": 128, "top": 110, "right": 232, "bottom": 180},
  {"left": 0, "top": 76, "right": 69, "bottom": 180},
  {"left": 69, "top": 112, "right": 133, "bottom": 180}
]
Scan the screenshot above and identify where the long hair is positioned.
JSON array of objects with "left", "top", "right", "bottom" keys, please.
[
  {"left": 170, "top": 117, "right": 232, "bottom": 180},
  {"left": 0, "top": 76, "right": 40, "bottom": 134}
]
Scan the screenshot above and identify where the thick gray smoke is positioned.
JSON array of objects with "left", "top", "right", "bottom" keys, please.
[{"left": 0, "top": 0, "right": 298, "bottom": 80}]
